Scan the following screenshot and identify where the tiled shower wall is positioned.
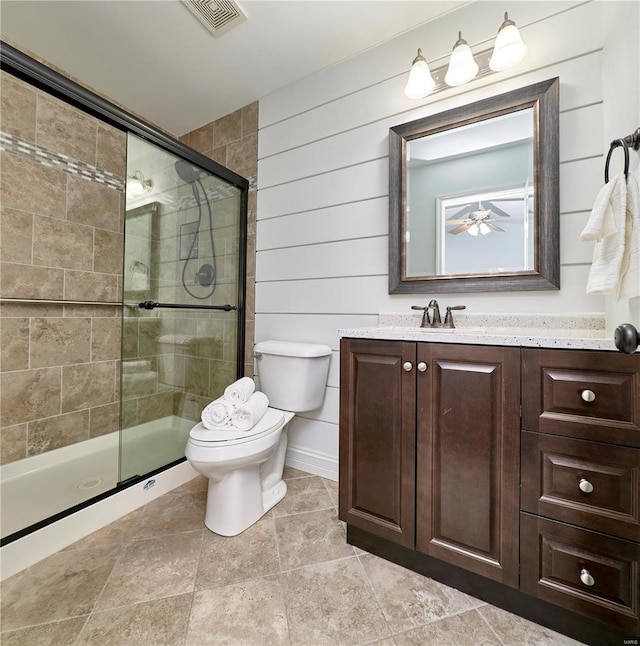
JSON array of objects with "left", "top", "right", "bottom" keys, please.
[
  {"left": 0, "top": 71, "right": 126, "bottom": 465},
  {"left": 179, "top": 103, "right": 258, "bottom": 377}
]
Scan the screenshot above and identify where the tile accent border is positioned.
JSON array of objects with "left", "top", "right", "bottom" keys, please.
[{"left": 0, "top": 130, "right": 125, "bottom": 191}]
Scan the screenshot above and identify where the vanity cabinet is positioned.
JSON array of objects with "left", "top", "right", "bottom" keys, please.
[
  {"left": 340, "top": 338, "right": 640, "bottom": 643},
  {"left": 339, "top": 339, "right": 520, "bottom": 585}
]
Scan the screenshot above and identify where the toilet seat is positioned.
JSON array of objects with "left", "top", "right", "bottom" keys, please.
[{"left": 188, "top": 407, "right": 285, "bottom": 446}]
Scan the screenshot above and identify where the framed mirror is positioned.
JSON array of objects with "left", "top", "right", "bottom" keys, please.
[{"left": 389, "top": 77, "right": 559, "bottom": 293}]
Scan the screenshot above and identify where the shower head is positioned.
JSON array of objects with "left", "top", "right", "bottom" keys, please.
[{"left": 175, "top": 159, "right": 204, "bottom": 184}]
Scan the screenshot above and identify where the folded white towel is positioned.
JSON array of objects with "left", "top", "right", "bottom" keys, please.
[
  {"left": 231, "top": 391, "right": 269, "bottom": 431},
  {"left": 201, "top": 397, "right": 234, "bottom": 430},
  {"left": 581, "top": 173, "right": 627, "bottom": 295},
  {"left": 618, "top": 172, "right": 640, "bottom": 299},
  {"left": 223, "top": 377, "right": 255, "bottom": 404}
]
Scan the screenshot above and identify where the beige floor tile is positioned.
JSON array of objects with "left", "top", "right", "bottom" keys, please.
[
  {"left": 196, "top": 514, "right": 280, "bottom": 589},
  {"left": 323, "top": 477, "right": 339, "bottom": 508},
  {"left": 358, "top": 553, "right": 473, "bottom": 634},
  {"left": 272, "top": 475, "right": 334, "bottom": 517},
  {"left": 282, "top": 558, "right": 390, "bottom": 645},
  {"left": 186, "top": 576, "right": 288, "bottom": 645},
  {"left": 77, "top": 593, "right": 192, "bottom": 646},
  {"left": 394, "top": 609, "right": 502, "bottom": 645},
  {"left": 0, "top": 616, "right": 87, "bottom": 646},
  {"left": 170, "top": 474, "right": 208, "bottom": 495},
  {"left": 275, "top": 508, "right": 354, "bottom": 570},
  {"left": 0, "top": 546, "right": 119, "bottom": 631},
  {"left": 130, "top": 491, "right": 206, "bottom": 539},
  {"left": 478, "top": 605, "right": 585, "bottom": 645},
  {"left": 283, "top": 466, "right": 309, "bottom": 480},
  {"left": 95, "top": 530, "right": 203, "bottom": 610},
  {"left": 62, "top": 508, "right": 144, "bottom": 551}
]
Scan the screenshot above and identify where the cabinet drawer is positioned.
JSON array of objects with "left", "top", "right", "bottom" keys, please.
[
  {"left": 521, "top": 432, "right": 640, "bottom": 541},
  {"left": 520, "top": 514, "right": 640, "bottom": 634},
  {"left": 522, "top": 349, "right": 640, "bottom": 446}
]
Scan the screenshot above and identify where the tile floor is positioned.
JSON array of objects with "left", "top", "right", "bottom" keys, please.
[{"left": 0, "top": 468, "right": 583, "bottom": 645}]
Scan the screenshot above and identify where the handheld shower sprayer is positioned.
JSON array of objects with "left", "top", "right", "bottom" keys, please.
[{"left": 174, "top": 159, "right": 217, "bottom": 298}]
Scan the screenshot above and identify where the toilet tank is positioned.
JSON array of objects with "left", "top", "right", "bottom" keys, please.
[{"left": 254, "top": 340, "right": 332, "bottom": 412}]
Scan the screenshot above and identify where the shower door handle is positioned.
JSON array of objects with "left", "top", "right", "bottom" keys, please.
[{"left": 138, "top": 301, "right": 237, "bottom": 311}]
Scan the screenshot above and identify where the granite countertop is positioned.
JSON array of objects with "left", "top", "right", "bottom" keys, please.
[{"left": 339, "top": 313, "right": 621, "bottom": 352}]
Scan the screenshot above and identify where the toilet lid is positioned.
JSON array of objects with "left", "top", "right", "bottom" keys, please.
[{"left": 189, "top": 407, "right": 285, "bottom": 443}]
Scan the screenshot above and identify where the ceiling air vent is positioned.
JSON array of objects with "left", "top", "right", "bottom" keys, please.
[{"left": 181, "top": 0, "right": 247, "bottom": 37}]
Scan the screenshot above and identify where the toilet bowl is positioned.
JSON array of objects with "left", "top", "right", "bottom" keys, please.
[{"left": 185, "top": 340, "right": 332, "bottom": 536}]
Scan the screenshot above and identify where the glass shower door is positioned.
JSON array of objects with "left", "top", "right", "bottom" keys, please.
[{"left": 120, "top": 134, "right": 244, "bottom": 483}]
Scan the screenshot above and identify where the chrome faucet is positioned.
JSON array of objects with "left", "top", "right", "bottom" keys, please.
[
  {"left": 411, "top": 304, "right": 431, "bottom": 328},
  {"left": 428, "top": 300, "right": 442, "bottom": 327}
]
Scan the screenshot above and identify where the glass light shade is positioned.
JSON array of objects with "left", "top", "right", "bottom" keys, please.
[
  {"left": 404, "top": 49, "right": 435, "bottom": 99},
  {"left": 467, "top": 223, "right": 480, "bottom": 236},
  {"left": 489, "top": 13, "right": 528, "bottom": 72},
  {"left": 444, "top": 33, "right": 479, "bottom": 87},
  {"left": 479, "top": 222, "right": 491, "bottom": 235},
  {"left": 126, "top": 177, "right": 145, "bottom": 198}
]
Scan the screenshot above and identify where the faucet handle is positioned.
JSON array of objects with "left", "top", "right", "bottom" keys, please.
[
  {"left": 443, "top": 305, "right": 466, "bottom": 328},
  {"left": 411, "top": 305, "right": 431, "bottom": 328}
]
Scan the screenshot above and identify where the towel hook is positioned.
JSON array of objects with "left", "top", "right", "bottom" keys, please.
[{"left": 604, "top": 138, "right": 629, "bottom": 183}]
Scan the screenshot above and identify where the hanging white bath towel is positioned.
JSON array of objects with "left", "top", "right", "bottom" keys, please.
[
  {"left": 231, "top": 391, "right": 269, "bottom": 431},
  {"left": 201, "top": 397, "right": 235, "bottom": 429},
  {"left": 223, "top": 377, "right": 255, "bottom": 404},
  {"left": 581, "top": 173, "right": 628, "bottom": 295},
  {"left": 618, "top": 172, "right": 640, "bottom": 299}
]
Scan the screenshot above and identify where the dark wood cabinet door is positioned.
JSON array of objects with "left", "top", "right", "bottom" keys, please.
[
  {"left": 339, "top": 338, "right": 416, "bottom": 548},
  {"left": 416, "top": 343, "right": 521, "bottom": 587}
]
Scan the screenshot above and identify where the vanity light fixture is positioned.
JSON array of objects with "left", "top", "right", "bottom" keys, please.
[
  {"left": 126, "top": 170, "right": 153, "bottom": 198},
  {"left": 489, "top": 12, "right": 528, "bottom": 72},
  {"left": 444, "top": 32, "right": 478, "bottom": 87},
  {"left": 404, "top": 48, "right": 436, "bottom": 99},
  {"left": 403, "top": 11, "right": 528, "bottom": 100}
]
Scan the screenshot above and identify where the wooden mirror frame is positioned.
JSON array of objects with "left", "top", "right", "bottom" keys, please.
[{"left": 389, "top": 77, "right": 560, "bottom": 294}]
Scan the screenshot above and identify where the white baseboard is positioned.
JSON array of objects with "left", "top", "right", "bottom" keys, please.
[
  {"left": 285, "top": 446, "right": 338, "bottom": 481},
  {"left": 1, "top": 461, "right": 199, "bottom": 581}
]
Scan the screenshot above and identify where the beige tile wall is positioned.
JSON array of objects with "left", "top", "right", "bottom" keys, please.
[
  {"left": 0, "top": 71, "right": 126, "bottom": 465},
  {"left": 179, "top": 102, "right": 258, "bottom": 377}
]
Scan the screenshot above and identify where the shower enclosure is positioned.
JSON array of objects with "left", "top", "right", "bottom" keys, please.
[
  {"left": 0, "top": 43, "right": 248, "bottom": 543},
  {"left": 120, "top": 134, "right": 245, "bottom": 482}
]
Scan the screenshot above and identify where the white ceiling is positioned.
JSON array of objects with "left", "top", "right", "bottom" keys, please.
[{"left": 0, "top": 0, "right": 466, "bottom": 136}]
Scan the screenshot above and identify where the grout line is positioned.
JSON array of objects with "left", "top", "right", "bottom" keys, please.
[{"left": 475, "top": 605, "right": 508, "bottom": 646}]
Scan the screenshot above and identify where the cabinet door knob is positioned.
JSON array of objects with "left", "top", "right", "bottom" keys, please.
[
  {"left": 403, "top": 362, "right": 413, "bottom": 372},
  {"left": 417, "top": 362, "right": 428, "bottom": 372},
  {"left": 580, "top": 569, "right": 595, "bottom": 586},
  {"left": 579, "top": 479, "right": 594, "bottom": 493},
  {"left": 581, "top": 389, "right": 596, "bottom": 402}
]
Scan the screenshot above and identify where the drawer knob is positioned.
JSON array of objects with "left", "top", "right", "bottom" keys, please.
[
  {"left": 581, "top": 389, "right": 596, "bottom": 403},
  {"left": 580, "top": 569, "right": 595, "bottom": 587},
  {"left": 417, "top": 362, "right": 428, "bottom": 372},
  {"left": 403, "top": 362, "right": 413, "bottom": 372},
  {"left": 579, "top": 478, "right": 594, "bottom": 493}
]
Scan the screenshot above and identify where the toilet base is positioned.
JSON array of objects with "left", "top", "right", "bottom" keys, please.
[{"left": 202, "top": 421, "right": 291, "bottom": 536}]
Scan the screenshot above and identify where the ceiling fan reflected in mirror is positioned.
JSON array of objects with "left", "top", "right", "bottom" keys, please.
[{"left": 446, "top": 199, "right": 512, "bottom": 236}]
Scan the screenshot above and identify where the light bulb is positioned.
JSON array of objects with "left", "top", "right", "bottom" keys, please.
[
  {"left": 445, "top": 32, "right": 479, "bottom": 87},
  {"left": 404, "top": 49, "right": 435, "bottom": 99},
  {"left": 489, "top": 13, "right": 528, "bottom": 72}
]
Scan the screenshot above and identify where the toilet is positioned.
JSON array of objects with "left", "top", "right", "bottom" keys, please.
[{"left": 185, "top": 340, "right": 332, "bottom": 536}]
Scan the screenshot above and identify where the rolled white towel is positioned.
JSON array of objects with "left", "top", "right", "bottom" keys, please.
[
  {"left": 223, "top": 377, "right": 255, "bottom": 404},
  {"left": 231, "top": 391, "right": 269, "bottom": 431},
  {"left": 201, "top": 397, "right": 234, "bottom": 430}
]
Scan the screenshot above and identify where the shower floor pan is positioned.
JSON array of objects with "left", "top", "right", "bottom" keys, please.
[{"left": 0, "top": 416, "right": 194, "bottom": 540}]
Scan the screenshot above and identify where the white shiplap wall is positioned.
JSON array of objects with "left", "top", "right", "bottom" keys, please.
[{"left": 255, "top": 1, "right": 632, "bottom": 480}]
